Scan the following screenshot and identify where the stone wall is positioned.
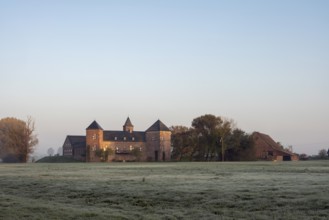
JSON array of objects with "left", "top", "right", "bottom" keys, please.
[
  {"left": 85, "top": 125, "right": 172, "bottom": 162},
  {"left": 101, "top": 141, "right": 147, "bottom": 162}
]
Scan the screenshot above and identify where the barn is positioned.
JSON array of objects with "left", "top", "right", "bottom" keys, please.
[{"left": 252, "top": 132, "right": 299, "bottom": 161}]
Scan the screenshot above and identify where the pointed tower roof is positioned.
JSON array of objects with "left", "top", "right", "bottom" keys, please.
[
  {"left": 86, "top": 120, "right": 103, "bottom": 130},
  {"left": 146, "top": 120, "right": 170, "bottom": 132},
  {"left": 123, "top": 117, "right": 133, "bottom": 127}
]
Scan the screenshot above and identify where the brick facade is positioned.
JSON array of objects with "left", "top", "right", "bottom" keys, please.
[{"left": 145, "top": 131, "right": 171, "bottom": 161}]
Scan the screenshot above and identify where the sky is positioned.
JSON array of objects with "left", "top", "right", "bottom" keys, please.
[{"left": 1, "top": 0, "right": 328, "bottom": 156}]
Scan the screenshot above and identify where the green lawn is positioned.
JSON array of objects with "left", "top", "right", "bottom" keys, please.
[{"left": 0, "top": 161, "right": 328, "bottom": 220}]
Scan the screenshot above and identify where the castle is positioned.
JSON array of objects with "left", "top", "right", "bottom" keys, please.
[{"left": 63, "top": 118, "right": 172, "bottom": 162}]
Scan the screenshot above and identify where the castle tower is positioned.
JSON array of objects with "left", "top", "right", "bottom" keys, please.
[
  {"left": 145, "top": 120, "right": 171, "bottom": 161},
  {"left": 86, "top": 120, "right": 103, "bottom": 162},
  {"left": 123, "top": 117, "right": 134, "bottom": 133}
]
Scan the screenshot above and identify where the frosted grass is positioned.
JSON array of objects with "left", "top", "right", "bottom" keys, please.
[{"left": 0, "top": 161, "right": 328, "bottom": 219}]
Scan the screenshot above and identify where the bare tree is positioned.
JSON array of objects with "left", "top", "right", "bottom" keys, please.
[
  {"left": 24, "top": 117, "right": 39, "bottom": 161},
  {"left": 57, "top": 147, "right": 63, "bottom": 156},
  {"left": 47, "top": 147, "right": 55, "bottom": 157}
]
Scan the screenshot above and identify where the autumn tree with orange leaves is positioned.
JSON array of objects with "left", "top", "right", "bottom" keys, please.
[{"left": 0, "top": 117, "right": 38, "bottom": 162}]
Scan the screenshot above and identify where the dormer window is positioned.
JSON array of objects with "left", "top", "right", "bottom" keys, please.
[
  {"left": 123, "top": 137, "right": 126, "bottom": 141},
  {"left": 114, "top": 137, "right": 117, "bottom": 141},
  {"left": 132, "top": 137, "right": 135, "bottom": 141}
]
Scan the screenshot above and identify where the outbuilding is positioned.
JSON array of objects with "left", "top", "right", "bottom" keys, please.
[{"left": 252, "top": 132, "right": 299, "bottom": 161}]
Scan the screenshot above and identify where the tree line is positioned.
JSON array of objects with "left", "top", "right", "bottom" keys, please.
[{"left": 171, "top": 114, "right": 255, "bottom": 161}]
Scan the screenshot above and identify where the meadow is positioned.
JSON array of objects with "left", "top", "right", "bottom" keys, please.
[{"left": 0, "top": 161, "right": 328, "bottom": 220}]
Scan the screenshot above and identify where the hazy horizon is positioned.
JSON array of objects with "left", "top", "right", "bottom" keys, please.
[{"left": 1, "top": 0, "right": 328, "bottom": 156}]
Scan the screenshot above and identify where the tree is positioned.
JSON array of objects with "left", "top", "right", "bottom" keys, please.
[
  {"left": 170, "top": 126, "right": 194, "bottom": 161},
  {"left": 131, "top": 147, "right": 142, "bottom": 161},
  {"left": 327, "top": 148, "right": 329, "bottom": 157},
  {"left": 57, "top": 147, "right": 63, "bottom": 156},
  {"left": 191, "top": 114, "right": 237, "bottom": 161},
  {"left": 47, "top": 147, "right": 54, "bottom": 156},
  {"left": 218, "top": 118, "right": 234, "bottom": 161},
  {"left": 0, "top": 117, "right": 38, "bottom": 162},
  {"left": 190, "top": 114, "right": 240, "bottom": 161},
  {"left": 225, "top": 129, "right": 255, "bottom": 161},
  {"left": 318, "top": 149, "right": 327, "bottom": 159},
  {"left": 192, "top": 114, "right": 222, "bottom": 161},
  {"left": 95, "top": 148, "right": 113, "bottom": 162}
]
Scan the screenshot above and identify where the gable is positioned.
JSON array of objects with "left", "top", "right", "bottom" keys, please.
[
  {"left": 65, "top": 135, "right": 86, "bottom": 148},
  {"left": 63, "top": 137, "right": 72, "bottom": 148}
]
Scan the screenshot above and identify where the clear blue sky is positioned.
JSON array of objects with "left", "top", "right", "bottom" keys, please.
[{"left": 1, "top": 0, "right": 328, "bottom": 156}]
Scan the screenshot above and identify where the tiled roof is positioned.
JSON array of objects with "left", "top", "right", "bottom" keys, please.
[
  {"left": 86, "top": 120, "right": 103, "bottom": 130},
  {"left": 146, "top": 120, "right": 170, "bottom": 132},
  {"left": 103, "top": 131, "right": 145, "bottom": 142},
  {"left": 67, "top": 135, "right": 86, "bottom": 148}
]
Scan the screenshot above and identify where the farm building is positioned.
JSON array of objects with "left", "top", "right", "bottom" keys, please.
[
  {"left": 63, "top": 117, "right": 171, "bottom": 162},
  {"left": 62, "top": 135, "right": 86, "bottom": 161},
  {"left": 252, "top": 132, "right": 299, "bottom": 161}
]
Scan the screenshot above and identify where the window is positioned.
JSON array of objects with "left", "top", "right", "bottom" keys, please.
[
  {"left": 160, "top": 137, "right": 164, "bottom": 141},
  {"left": 130, "top": 145, "right": 133, "bottom": 151},
  {"left": 114, "top": 137, "right": 117, "bottom": 141},
  {"left": 123, "top": 137, "right": 126, "bottom": 141},
  {"left": 92, "top": 134, "right": 96, "bottom": 140},
  {"left": 132, "top": 137, "right": 135, "bottom": 141}
]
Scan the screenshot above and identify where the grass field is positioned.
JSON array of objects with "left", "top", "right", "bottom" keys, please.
[{"left": 0, "top": 161, "right": 329, "bottom": 220}]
